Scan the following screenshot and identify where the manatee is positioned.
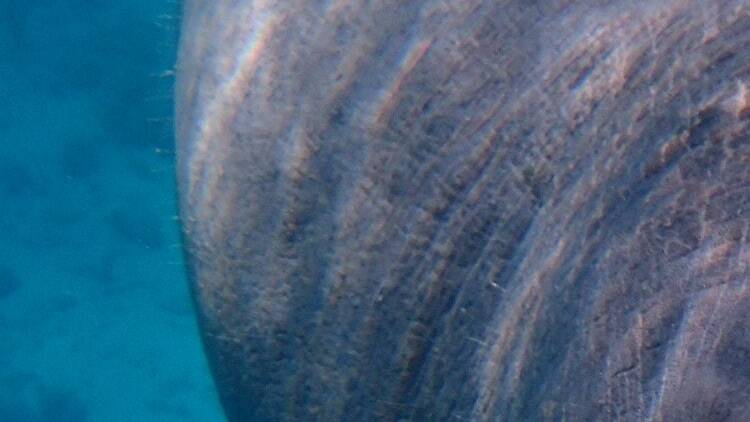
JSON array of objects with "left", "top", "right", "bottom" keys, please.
[{"left": 175, "top": 1, "right": 750, "bottom": 420}]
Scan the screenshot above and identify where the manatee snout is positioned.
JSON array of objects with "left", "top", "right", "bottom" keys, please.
[{"left": 176, "top": 1, "right": 750, "bottom": 420}]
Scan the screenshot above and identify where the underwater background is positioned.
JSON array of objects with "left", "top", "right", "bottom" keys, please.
[{"left": 0, "top": 1, "right": 224, "bottom": 420}]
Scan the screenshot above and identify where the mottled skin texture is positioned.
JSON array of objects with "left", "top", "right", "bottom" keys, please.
[{"left": 176, "top": 1, "right": 750, "bottom": 421}]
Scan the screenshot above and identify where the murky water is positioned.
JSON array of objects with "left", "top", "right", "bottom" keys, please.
[{"left": 0, "top": 1, "right": 223, "bottom": 420}]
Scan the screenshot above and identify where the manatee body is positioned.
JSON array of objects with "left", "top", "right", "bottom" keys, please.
[{"left": 176, "top": 1, "right": 750, "bottom": 420}]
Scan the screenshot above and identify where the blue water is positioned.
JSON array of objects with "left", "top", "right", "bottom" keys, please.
[{"left": 0, "top": 1, "right": 224, "bottom": 420}]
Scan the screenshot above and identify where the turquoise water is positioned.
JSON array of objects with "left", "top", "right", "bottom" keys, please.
[{"left": 0, "top": 1, "right": 224, "bottom": 420}]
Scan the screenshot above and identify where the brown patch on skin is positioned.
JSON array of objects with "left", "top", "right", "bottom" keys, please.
[
  {"left": 735, "top": 81, "right": 750, "bottom": 118},
  {"left": 696, "top": 240, "right": 737, "bottom": 273}
]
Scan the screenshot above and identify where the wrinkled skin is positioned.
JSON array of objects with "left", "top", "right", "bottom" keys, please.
[{"left": 176, "top": 1, "right": 750, "bottom": 420}]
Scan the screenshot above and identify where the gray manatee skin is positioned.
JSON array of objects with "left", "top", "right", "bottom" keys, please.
[{"left": 175, "top": 1, "right": 750, "bottom": 420}]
